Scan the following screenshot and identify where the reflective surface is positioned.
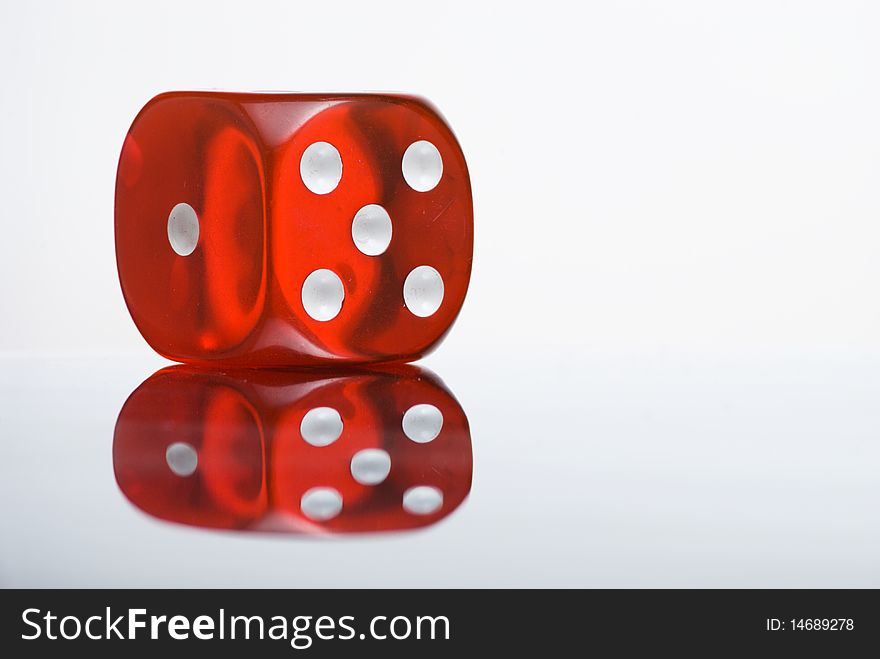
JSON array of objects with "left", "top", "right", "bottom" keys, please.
[
  {"left": 113, "top": 365, "right": 472, "bottom": 534},
  {"left": 2, "top": 350, "right": 880, "bottom": 587}
]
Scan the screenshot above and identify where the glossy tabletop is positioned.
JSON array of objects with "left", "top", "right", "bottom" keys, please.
[{"left": 2, "top": 347, "right": 878, "bottom": 587}]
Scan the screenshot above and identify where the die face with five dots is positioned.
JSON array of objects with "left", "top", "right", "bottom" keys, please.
[
  {"left": 112, "top": 365, "right": 473, "bottom": 534},
  {"left": 115, "top": 92, "right": 473, "bottom": 366}
]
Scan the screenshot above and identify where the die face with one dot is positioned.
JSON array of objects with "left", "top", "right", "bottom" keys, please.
[
  {"left": 115, "top": 92, "right": 473, "bottom": 366},
  {"left": 113, "top": 365, "right": 472, "bottom": 534}
]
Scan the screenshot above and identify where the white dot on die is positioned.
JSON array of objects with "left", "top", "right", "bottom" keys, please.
[
  {"left": 300, "top": 141, "right": 343, "bottom": 194},
  {"left": 402, "top": 486, "right": 443, "bottom": 515},
  {"left": 402, "top": 404, "right": 443, "bottom": 443},
  {"left": 302, "top": 269, "right": 345, "bottom": 321},
  {"left": 300, "top": 487, "right": 343, "bottom": 521},
  {"left": 165, "top": 442, "right": 198, "bottom": 477},
  {"left": 351, "top": 204, "right": 393, "bottom": 256},
  {"left": 167, "top": 202, "right": 199, "bottom": 256},
  {"left": 300, "top": 407, "right": 343, "bottom": 447},
  {"left": 403, "top": 266, "right": 444, "bottom": 317},
  {"left": 402, "top": 140, "right": 443, "bottom": 192},
  {"left": 350, "top": 449, "right": 392, "bottom": 485}
]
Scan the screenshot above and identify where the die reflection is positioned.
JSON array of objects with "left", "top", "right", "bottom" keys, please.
[{"left": 113, "top": 365, "right": 472, "bottom": 535}]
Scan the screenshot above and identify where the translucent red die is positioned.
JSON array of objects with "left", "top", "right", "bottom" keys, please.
[
  {"left": 113, "top": 365, "right": 472, "bottom": 534},
  {"left": 115, "top": 92, "right": 473, "bottom": 366}
]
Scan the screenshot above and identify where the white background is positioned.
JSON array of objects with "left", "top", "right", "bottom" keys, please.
[
  {"left": 2, "top": 0, "right": 880, "bottom": 358},
  {"left": 2, "top": 1, "right": 880, "bottom": 587}
]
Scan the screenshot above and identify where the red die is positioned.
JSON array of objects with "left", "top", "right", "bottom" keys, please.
[
  {"left": 115, "top": 92, "right": 473, "bottom": 366},
  {"left": 113, "top": 365, "right": 473, "bottom": 535}
]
